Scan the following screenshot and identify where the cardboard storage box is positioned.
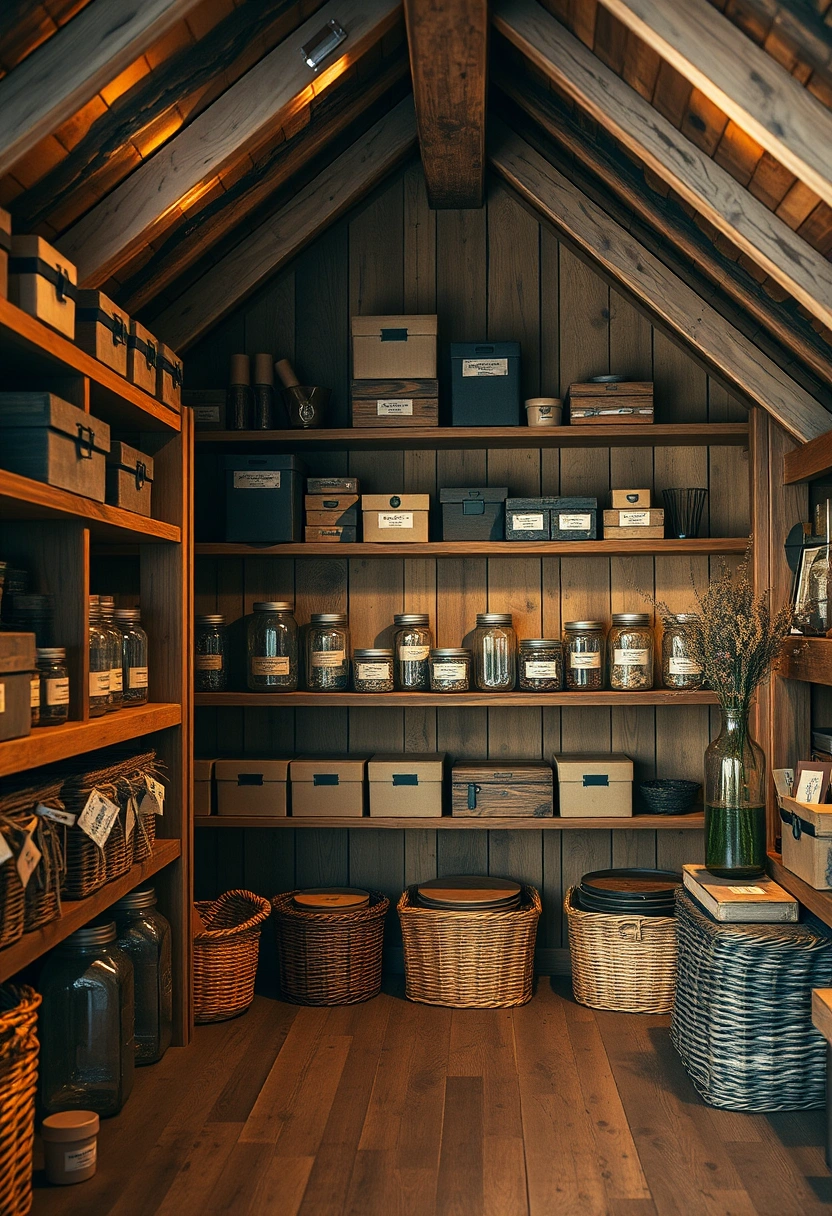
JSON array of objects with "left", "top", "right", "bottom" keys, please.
[
  {"left": 450, "top": 342, "right": 521, "bottom": 426},
  {"left": 156, "top": 340, "right": 183, "bottom": 411},
  {"left": 505, "top": 498, "right": 549, "bottom": 541},
  {"left": 290, "top": 756, "right": 366, "bottom": 817},
  {"left": 106, "top": 441, "right": 154, "bottom": 517},
  {"left": 225, "top": 455, "right": 304, "bottom": 542},
  {"left": 194, "top": 759, "right": 215, "bottom": 817},
  {"left": 0, "top": 207, "right": 10, "bottom": 299},
  {"left": 451, "top": 762, "right": 553, "bottom": 817},
  {"left": 362, "top": 494, "right": 429, "bottom": 543},
  {"left": 550, "top": 497, "right": 597, "bottom": 540},
  {"left": 603, "top": 508, "right": 664, "bottom": 539},
  {"left": 75, "top": 289, "right": 130, "bottom": 376},
  {"left": 779, "top": 796, "right": 832, "bottom": 889},
  {"left": 216, "top": 758, "right": 291, "bottom": 817},
  {"left": 351, "top": 378, "right": 438, "bottom": 427},
  {"left": 611, "top": 489, "right": 651, "bottom": 509},
  {"left": 0, "top": 392, "right": 110, "bottom": 501},
  {"left": 569, "top": 382, "right": 654, "bottom": 424},
  {"left": 440, "top": 487, "right": 508, "bottom": 541},
  {"left": 305, "top": 526, "right": 357, "bottom": 542},
  {"left": 183, "top": 389, "right": 226, "bottom": 430},
  {"left": 128, "top": 320, "right": 160, "bottom": 397},
  {"left": 368, "top": 753, "right": 445, "bottom": 817},
  {"left": 554, "top": 753, "right": 633, "bottom": 818},
  {"left": 9, "top": 235, "right": 77, "bottom": 337},
  {"left": 352, "top": 315, "right": 438, "bottom": 380}
]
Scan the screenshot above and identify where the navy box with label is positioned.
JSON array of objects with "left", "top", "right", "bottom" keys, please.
[
  {"left": 225, "top": 455, "right": 305, "bottom": 542},
  {"left": 450, "top": 342, "right": 521, "bottom": 426}
]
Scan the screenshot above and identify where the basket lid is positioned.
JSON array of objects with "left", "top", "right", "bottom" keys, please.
[
  {"left": 577, "top": 868, "right": 680, "bottom": 916},
  {"left": 293, "top": 887, "right": 370, "bottom": 912},
  {"left": 416, "top": 875, "right": 521, "bottom": 909}
]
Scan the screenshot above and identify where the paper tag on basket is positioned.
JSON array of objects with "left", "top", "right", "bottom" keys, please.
[
  {"left": 77, "top": 789, "right": 120, "bottom": 848},
  {"left": 125, "top": 795, "right": 137, "bottom": 844},
  {"left": 144, "top": 775, "right": 165, "bottom": 816},
  {"left": 0, "top": 832, "right": 13, "bottom": 867},
  {"left": 37, "top": 803, "right": 77, "bottom": 827},
  {"left": 16, "top": 820, "right": 42, "bottom": 889}
]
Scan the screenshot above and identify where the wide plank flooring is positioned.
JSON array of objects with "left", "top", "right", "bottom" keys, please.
[{"left": 33, "top": 979, "right": 832, "bottom": 1216}]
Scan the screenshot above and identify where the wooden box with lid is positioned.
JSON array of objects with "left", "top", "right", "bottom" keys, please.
[
  {"left": 156, "top": 340, "right": 183, "bottom": 411},
  {"left": 0, "top": 632, "right": 35, "bottom": 743},
  {"left": 8, "top": 235, "right": 77, "bottom": 337},
  {"left": 106, "top": 441, "right": 154, "bottom": 516},
  {"left": 290, "top": 756, "right": 367, "bottom": 817},
  {"left": 0, "top": 392, "right": 110, "bottom": 501},
  {"left": 554, "top": 754, "right": 634, "bottom": 817},
  {"left": 368, "top": 753, "right": 445, "bottom": 817},
  {"left": 75, "top": 289, "right": 130, "bottom": 376},
  {"left": 351, "top": 378, "right": 439, "bottom": 427},
  {"left": 451, "top": 762, "right": 553, "bottom": 817},
  {"left": 440, "top": 487, "right": 508, "bottom": 540},
  {"left": 351, "top": 314, "right": 438, "bottom": 380},
  {"left": 568, "top": 381, "right": 654, "bottom": 423},
  {"left": 127, "top": 319, "right": 160, "bottom": 396}
]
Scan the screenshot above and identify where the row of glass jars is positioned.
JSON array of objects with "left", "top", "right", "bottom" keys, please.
[{"left": 88, "top": 596, "right": 149, "bottom": 717}]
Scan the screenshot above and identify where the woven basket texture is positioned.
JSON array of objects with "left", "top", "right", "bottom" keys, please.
[
  {"left": 194, "top": 890, "right": 271, "bottom": 1023},
  {"left": 272, "top": 891, "right": 388, "bottom": 1006},
  {"left": 565, "top": 886, "right": 677, "bottom": 1013},
  {"left": 0, "top": 777, "right": 66, "bottom": 935},
  {"left": 398, "top": 884, "right": 541, "bottom": 1008},
  {"left": 671, "top": 890, "right": 832, "bottom": 1110},
  {"left": 0, "top": 985, "right": 41, "bottom": 1216}
]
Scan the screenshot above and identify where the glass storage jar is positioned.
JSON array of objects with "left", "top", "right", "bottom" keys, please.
[
  {"left": 99, "top": 596, "right": 123, "bottom": 711},
  {"left": 115, "top": 608, "right": 149, "bottom": 706},
  {"left": 112, "top": 888, "right": 172, "bottom": 1065},
  {"left": 352, "top": 648, "right": 394, "bottom": 692},
  {"left": 195, "top": 614, "right": 227, "bottom": 692},
  {"left": 661, "top": 614, "right": 703, "bottom": 689},
  {"left": 563, "top": 620, "right": 606, "bottom": 691},
  {"left": 30, "top": 670, "right": 40, "bottom": 727},
  {"left": 474, "top": 613, "right": 517, "bottom": 691},
  {"left": 394, "top": 613, "right": 432, "bottom": 691},
  {"left": 429, "top": 648, "right": 472, "bottom": 692},
  {"left": 88, "top": 597, "right": 110, "bottom": 717},
  {"left": 247, "top": 601, "right": 298, "bottom": 691},
  {"left": 306, "top": 613, "right": 349, "bottom": 691},
  {"left": 518, "top": 639, "right": 563, "bottom": 691},
  {"left": 39, "top": 921, "right": 135, "bottom": 1117},
  {"left": 608, "top": 613, "right": 655, "bottom": 691},
  {"left": 36, "top": 647, "right": 69, "bottom": 726}
]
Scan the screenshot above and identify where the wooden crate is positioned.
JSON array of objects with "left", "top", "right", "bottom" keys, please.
[
  {"left": 351, "top": 378, "right": 439, "bottom": 427},
  {"left": 8, "top": 235, "right": 77, "bottom": 338},
  {"left": 156, "top": 340, "right": 183, "bottom": 411},
  {"left": 76, "top": 289, "right": 130, "bottom": 376},
  {"left": 451, "top": 763, "right": 554, "bottom": 817},
  {"left": 127, "top": 319, "right": 159, "bottom": 396},
  {"left": 105, "top": 441, "right": 154, "bottom": 517}
]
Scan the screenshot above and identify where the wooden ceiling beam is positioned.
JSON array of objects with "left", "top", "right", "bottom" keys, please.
[
  {"left": 0, "top": 0, "right": 203, "bottom": 179},
  {"left": 494, "top": 0, "right": 832, "bottom": 334},
  {"left": 403, "top": 0, "right": 488, "bottom": 207},
  {"left": 729, "top": 0, "right": 832, "bottom": 82},
  {"left": 596, "top": 0, "right": 832, "bottom": 210},
  {"left": 153, "top": 97, "right": 418, "bottom": 351},
  {"left": 489, "top": 120, "right": 831, "bottom": 443},
  {"left": 57, "top": 0, "right": 401, "bottom": 286}
]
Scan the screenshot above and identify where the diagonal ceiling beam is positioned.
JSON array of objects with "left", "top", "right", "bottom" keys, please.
[
  {"left": 489, "top": 119, "right": 831, "bottom": 443},
  {"left": 596, "top": 0, "right": 832, "bottom": 211},
  {"left": 58, "top": 0, "right": 401, "bottom": 286},
  {"left": 0, "top": 0, "right": 203, "bottom": 179},
  {"left": 494, "top": 0, "right": 832, "bottom": 333},
  {"left": 153, "top": 97, "right": 418, "bottom": 351},
  {"left": 403, "top": 0, "right": 488, "bottom": 207}
]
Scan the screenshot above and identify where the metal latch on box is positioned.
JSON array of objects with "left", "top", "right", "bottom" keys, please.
[
  {"left": 467, "top": 783, "right": 482, "bottom": 809},
  {"left": 301, "top": 19, "right": 346, "bottom": 70}
]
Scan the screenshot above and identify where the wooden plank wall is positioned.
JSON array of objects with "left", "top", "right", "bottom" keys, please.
[{"left": 188, "top": 163, "right": 750, "bottom": 968}]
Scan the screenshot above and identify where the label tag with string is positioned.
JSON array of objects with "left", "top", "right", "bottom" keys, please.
[
  {"left": 143, "top": 775, "right": 165, "bottom": 816},
  {"left": 37, "top": 803, "right": 77, "bottom": 827},
  {"left": 0, "top": 833, "right": 12, "bottom": 867},
  {"left": 125, "top": 795, "right": 137, "bottom": 844},
  {"left": 77, "top": 789, "right": 120, "bottom": 848},
  {"left": 16, "top": 817, "right": 41, "bottom": 889}
]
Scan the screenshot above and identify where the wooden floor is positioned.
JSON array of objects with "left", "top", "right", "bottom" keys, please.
[{"left": 33, "top": 979, "right": 832, "bottom": 1216}]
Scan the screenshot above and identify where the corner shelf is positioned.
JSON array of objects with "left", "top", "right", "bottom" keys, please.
[
  {"left": 197, "top": 537, "right": 748, "bottom": 558},
  {"left": 0, "top": 469, "right": 180, "bottom": 542},
  {"left": 779, "top": 636, "right": 832, "bottom": 685},
  {"left": 196, "top": 690, "right": 718, "bottom": 707},
  {"left": 195, "top": 814, "right": 704, "bottom": 830},
  {"left": 767, "top": 853, "right": 832, "bottom": 931}
]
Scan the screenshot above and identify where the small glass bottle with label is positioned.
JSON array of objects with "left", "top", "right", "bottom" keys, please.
[
  {"left": 608, "top": 613, "right": 654, "bottom": 691},
  {"left": 30, "top": 670, "right": 40, "bottom": 726},
  {"left": 353, "top": 648, "right": 394, "bottom": 692},
  {"left": 393, "top": 613, "right": 432, "bottom": 691},
  {"left": 247, "top": 601, "right": 298, "bottom": 691},
  {"left": 661, "top": 614, "right": 704, "bottom": 689},
  {"left": 195, "top": 614, "right": 227, "bottom": 692},
  {"left": 563, "top": 620, "right": 606, "bottom": 691},
  {"left": 306, "top": 613, "right": 349, "bottom": 691},
  {"left": 474, "top": 613, "right": 517, "bottom": 691},
  {"left": 99, "top": 595, "right": 123, "bottom": 711},
  {"left": 518, "top": 639, "right": 563, "bottom": 691},
  {"left": 36, "top": 647, "right": 70, "bottom": 726},
  {"left": 115, "top": 608, "right": 149, "bottom": 706},
  {"left": 88, "top": 596, "right": 110, "bottom": 717},
  {"left": 429, "top": 648, "right": 472, "bottom": 692}
]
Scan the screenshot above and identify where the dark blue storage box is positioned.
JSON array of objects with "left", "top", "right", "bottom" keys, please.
[
  {"left": 224, "top": 455, "right": 305, "bottom": 542},
  {"left": 450, "top": 342, "right": 521, "bottom": 426}
]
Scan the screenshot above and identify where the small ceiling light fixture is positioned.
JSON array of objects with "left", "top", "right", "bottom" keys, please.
[{"left": 301, "top": 19, "right": 347, "bottom": 71}]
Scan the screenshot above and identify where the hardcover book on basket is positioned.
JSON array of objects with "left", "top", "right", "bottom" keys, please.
[{"left": 682, "top": 865, "right": 798, "bottom": 922}]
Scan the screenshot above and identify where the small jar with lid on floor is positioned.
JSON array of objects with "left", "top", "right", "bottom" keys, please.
[
  {"left": 306, "top": 613, "right": 350, "bottom": 691},
  {"left": 608, "top": 613, "right": 655, "bottom": 691},
  {"left": 115, "top": 608, "right": 149, "bottom": 705},
  {"left": 563, "top": 621, "right": 606, "bottom": 691},
  {"left": 247, "top": 601, "right": 298, "bottom": 690},
  {"left": 113, "top": 888, "right": 172, "bottom": 1066},
  {"left": 474, "top": 613, "right": 517, "bottom": 691}
]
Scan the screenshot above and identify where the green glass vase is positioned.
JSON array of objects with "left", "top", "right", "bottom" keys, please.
[{"left": 704, "top": 707, "right": 767, "bottom": 877}]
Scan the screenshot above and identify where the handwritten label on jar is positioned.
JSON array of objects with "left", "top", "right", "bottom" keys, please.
[
  {"left": 195, "top": 655, "right": 223, "bottom": 670},
  {"left": 89, "top": 671, "right": 110, "bottom": 697},
  {"left": 251, "top": 656, "right": 290, "bottom": 676},
  {"left": 432, "top": 661, "right": 467, "bottom": 681},
  {"left": 669, "top": 657, "right": 702, "bottom": 675},
  {"left": 613, "top": 648, "right": 649, "bottom": 667},
  {"left": 356, "top": 662, "right": 390, "bottom": 681},
  {"left": 558, "top": 513, "right": 591, "bottom": 530},
  {"left": 312, "top": 651, "right": 345, "bottom": 668},
  {"left": 233, "top": 471, "right": 280, "bottom": 489},
  {"left": 65, "top": 1143, "right": 97, "bottom": 1173},
  {"left": 462, "top": 358, "right": 508, "bottom": 376},
  {"left": 511, "top": 513, "right": 544, "bottom": 531},
  {"left": 399, "top": 645, "right": 430, "bottom": 661},
  {"left": 619, "top": 510, "right": 651, "bottom": 527},
  {"left": 46, "top": 677, "right": 70, "bottom": 705},
  {"left": 570, "top": 653, "right": 601, "bottom": 669},
  {"left": 129, "top": 666, "right": 148, "bottom": 689},
  {"left": 378, "top": 512, "right": 413, "bottom": 529},
  {"left": 77, "top": 789, "right": 120, "bottom": 848},
  {"left": 376, "top": 399, "right": 413, "bottom": 416},
  {"left": 30, "top": 677, "right": 40, "bottom": 709},
  {"left": 110, "top": 667, "right": 123, "bottom": 692},
  {"left": 524, "top": 660, "right": 560, "bottom": 678}
]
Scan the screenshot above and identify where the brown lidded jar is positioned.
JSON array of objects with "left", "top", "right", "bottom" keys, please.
[{"left": 41, "top": 1111, "right": 99, "bottom": 1185}]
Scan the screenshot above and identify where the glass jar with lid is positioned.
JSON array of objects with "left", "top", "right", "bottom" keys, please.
[
  {"left": 30, "top": 671, "right": 40, "bottom": 727},
  {"left": 195, "top": 614, "right": 227, "bottom": 692},
  {"left": 661, "top": 614, "right": 704, "bottom": 689},
  {"left": 115, "top": 608, "right": 149, "bottom": 706},
  {"left": 352, "top": 648, "right": 394, "bottom": 692},
  {"left": 112, "top": 888, "right": 172, "bottom": 1065},
  {"left": 394, "top": 613, "right": 432, "bottom": 691},
  {"left": 37, "top": 647, "right": 70, "bottom": 726},
  {"left": 39, "top": 920, "right": 135, "bottom": 1117},
  {"left": 563, "top": 620, "right": 606, "bottom": 691},
  {"left": 608, "top": 613, "right": 655, "bottom": 691},
  {"left": 99, "top": 596, "right": 123, "bottom": 712},
  {"left": 247, "top": 601, "right": 298, "bottom": 691},
  {"left": 306, "top": 613, "right": 349, "bottom": 691},
  {"left": 88, "top": 596, "right": 110, "bottom": 717},
  {"left": 518, "top": 639, "right": 563, "bottom": 691},
  {"left": 474, "top": 613, "right": 517, "bottom": 691},
  {"left": 429, "top": 648, "right": 472, "bottom": 692}
]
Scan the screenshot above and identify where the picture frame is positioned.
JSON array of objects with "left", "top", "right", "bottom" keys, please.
[
  {"left": 794, "top": 760, "right": 832, "bottom": 805},
  {"left": 793, "top": 542, "right": 831, "bottom": 636}
]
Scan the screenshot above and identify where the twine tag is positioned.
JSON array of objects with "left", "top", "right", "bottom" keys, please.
[
  {"left": 0, "top": 832, "right": 12, "bottom": 867},
  {"left": 37, "top": 803, "right": 77, "bottom": 827},
  {"left": 125, "top": 795, "right": 137, "bottom": 844},
  {"left": 143, "top": 774, "right": 165, "bottom": 816},
  {"left": 16, "top": 818, "right": 41, "bottom": 889},
  {"left": 77, "top": 789, "right": 120, "bottom": 848}
]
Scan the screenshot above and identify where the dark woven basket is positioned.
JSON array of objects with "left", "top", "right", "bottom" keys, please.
[
  {"left": 639, "top": 779, "right": 701, "bottom": 815},
  {"left": 671, "top": 889, "right": 832, "bottom": 1110},
  {"left": 194, "top": 890, "right": 272, "bottom": 1023},
  {"left": 0, "top": 822, "right": 24, "bottom": 950},
  {"left": 0, "top": 777, "right": 65, "bottom": 932},
  {"left": 272, "top": 890, "right": 388, "bottom": 1006}
]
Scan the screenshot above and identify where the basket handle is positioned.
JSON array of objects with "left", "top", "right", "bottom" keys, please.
[{"left": 618, "top": 920, "right": 644, "bottom": 941}]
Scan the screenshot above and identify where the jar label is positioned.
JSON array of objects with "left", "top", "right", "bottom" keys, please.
[
  {"left": 462, "top": 358, "right": 508, "bottom": 376},
  {"left": 570, "top": 653, "right": 601, "bottom": 669},
  {"left": 669, "top": 657, "right": 702, "bottom": 675},
  {"left": 89, "top": 670, "right": 110, "bottom": 697},
  {"left": 378, "top": 512, "right": 413, "bottom": 529},
  {"left": 129, "top": 666, "right": 149, "bottom": 689},
  {"left": 233, "top": 470, "right": 280, "bottom": 489},
  {"left": 65, "top": 1142, "right": 96, "bottom": 1173},
  {"left": 524, "top": 660, "right": 560, "bottom": 678},
  {"left": 77, "top": 788, "right": 120, "bottom": 848},
  {"left": 46, "top": 677, "right": 70, "bottom": 706},
  {"left": 558, "top": 513, "right": 591, "bottom": 530},
  {"left": 619, "top": 510, "right": 651, "bottom": 526},
  {"left": 355, "top": 662, "right": 391, "bottom": 681},
  {"left": 195, "top": 655, "right": 223, "bottom": 670},
  {"left": 30, "top": 676, "right": 40, "bottom": 709},
  {"left": 377, "top": 399, "right": 413, "bottom": 416},
  {"left": 613, "top": 648, "right": 649, "bottom": 666},
  {"left": 399, "top": 645, "right": 430, "bottom": 662},
  {"left": 312, "top": 651, "right": 345, "bottom": 668},
  {"left": 110, "top": 667, "right": 123, "bottom": 692},
  {"left": 251, "top": 656, "right": 290, "bottom": 676},
  {"left": 511, "top": 513, "right": 544, "bottom": 532},
  {"left": 432, "top": 661, "right": 467, "bottom": 681}
]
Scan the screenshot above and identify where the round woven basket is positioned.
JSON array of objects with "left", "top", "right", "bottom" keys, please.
[
  {"left": 639, "top": 779, "right": 701, "bottom": 815},
  {"left": 0, "top": 985, "right": 41, "bottom": 1216},
  {"left": 194, "top": 890, "right": 272, "bottom": 1023},
  {"left": 398, "top": 884, "right": 541, "bottom": 1008},
  {"left": 271, "top": 891, "right": 389, "bottom": 1005},
  {"left": 565, "top": 886, "right": 677, "bottom": 1013}
]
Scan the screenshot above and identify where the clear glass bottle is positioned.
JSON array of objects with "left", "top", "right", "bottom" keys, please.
[
  {"left": 563, "top": 620, "right": 606, "bottom": 691},
  {"left": 608, "top": 613, "right": 654, "bottom": 691},
  {"left": 429, "top": 648, "right": 472, "bottom": 692},
  {"left": 99, "top": 595, "right": 123, "bottom": 712},
  {"left": 394, "top": 613, "right": 432, "bottom": 691},
  {"left": 195, "top": 614, "right": 227, "bottom": 692},
  {"left": 474, "top": 613, "right": 517, "bottom": 691},
  {"left": 88, "top": 596, "right": 110, "bottom": 717},
  {"left": 247, "top": 601, "right": 298, "bottom": 691},
  {"left": 115, "top": 608, "right": 149, "bottom": 706},
  {"left": 39, "top": 921, "right": 136, "bottom": 1117},
  {"left": 306, "top": 613, "right": 349, "bottom": 691},
  {"left": 661, "top": 614, "right": 703, "bottom": 689},
  {"left": 112, "top": 888, "right": 172, "bottom": 1066},
  {"left": 36, "top": 647, "right": 70, "bottom": 727},
  {"left": 704, "top": 707, "right": 767, "bottom": 877},
  {"left": 352, "top": 648, "right": 394, "bottom": 692},
  {"left": 518, "top": 639, "right": 563, "bottom": 691}
]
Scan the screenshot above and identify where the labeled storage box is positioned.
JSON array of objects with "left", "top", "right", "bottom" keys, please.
[
  {"left": 156, "top": 340, "right": 183, "bottom": 411},
  {"left": 194, "top": 759, "right": 215, "bottom": 817},
  {"left": 106, "top": 441, "right": 154, "bottom": 517},
  {"left": 440, "top": 487, "right": 507, "bottom": 541},
  {"left": 362, "top": 493, "right": 429, "bottom": 543},
  {"left": 307, "top": 476, "right": 359, "bottom": 494},
  {"left": 351, "top": 378, "right": 438, "bottom": 427},
  {"left": 128, "top": 320, "right": 160, "bottom": 397},
  {"left": 75, "top": 289, "right": 130, "bottom": 376},
  {"left": 224, "top": 455, "right": 304, "bottom": 542},
  {"left": 0, "top": 633, "right": 35, "bottom": 743},
  {"left": 0, "top": 392, "right": 110, "bottom": 501},
  {"left": 305, "top": 526, "right": 357, "bottom": 542},
  {"left": 450, "top": 342, "right": 521, "bottom": 426},
  {"left": 368, "top": 753, "right": 445, "bottom": 817},
  {"left": 569, "top": 381, "right": 654, "bottom": 424},
  {"left": 183, "top": 389, "right": 226, "bottom": 430},
  {"left": 505, "top": 498, "right": 549, "bottom": 541},
  {"left": 611, "top": 488, "right": 651, "bottom": 509},
  {"left": 304, "top": 494, "right": 358, "bottom": 526},
  {"left": 216, "top": 758, "right": 290, "bottom": 817},
  {"left": 603, "top": 508, "right": 664, "bottom": 539},
  {"left": 8, "top": 235, "right": 77, "bottom": 337},
  {"left": 550, "top": 497, "right": 597, "bottom": 540},
  {"left": 554, "top": 754, "right": 633, "bottom": 818},
  {"left": 451, "top": 762, "right": 553, "bottom": 817},
  {"left": 779, "top": 796, "right": 832, "bottom": 889},
  {"left": 0, "top": 207, "right": 10, "bottom": 299},
  {"left": 352, "top": 315, "right": 437, "bottom": 380},
  {"left": 290, "top": 756, "right": 366, "bottom": 817}
]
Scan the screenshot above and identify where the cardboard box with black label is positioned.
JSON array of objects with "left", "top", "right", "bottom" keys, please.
[
  {"left": 352, "top": 315, "right": 438, "bottom": 380},
  {"left": 216, "top": 758, "right": 291, "bottom": 817},
  {"left": 290, "top": 756, "right": 367, "bottom": 817},
  {"left": 368, "top": 753, "right": 445, "bottom": 817},
  {"left": 554, "top": 753, "right": 633, "bottom": 817}
]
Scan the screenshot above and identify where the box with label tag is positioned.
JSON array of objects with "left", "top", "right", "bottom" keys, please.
[
  {"left": 451, "top": 762, "right": 553, "bottom": 817},
  {"left": 351, "top": 378, "right": 438, "bottom": 427},
  {"left": 368, "top": 753, "right": 445, "bottom": 817},
  {"left": 440, "top": 487, "right": 508, "bottom": 540},
  {"left": 307, "top": 476, "right": 359, "bottom": 494},
  {"left": 602, "top": 508, "right": 664, "bottom": 539},
  {"left": 450, "top": 341, "right": 521, "bottom": 426},
  {"left": 568, "top": 381, "right": 654, "bottom": 424},
  {"left": 549, "top": 497, "right": 597, "bottom": 541},
  {"left": 216, "top": 758, "right": 291, "bottom": 817},
  {"left": 183, "top": 390, "right": 226, "bottom": 430},
  {"left": 505, "top": 498, "right": 550, "bottom": 541},
  {"left": 0, "top": 633, "right": 35, "bottom": 743},
  {"left": 554, "top": 754, "right": 633, "bottom": 817},
  {"left": 362, "top": 493, "right": 429, "bottom": 543},
  {"left": 352, "top": 315, "right": 438, "bottom": 379},
  {"left": 224, "top": 455, "right": 304, "bottom": 542},
  {"left": 290, "top": 756, "right": 367, "bottom": 817},
  {"left": 304, "top": 525, "right": 357, "bottom": 542}
]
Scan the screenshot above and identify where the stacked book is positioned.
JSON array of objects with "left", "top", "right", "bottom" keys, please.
[{"left": 682, "top": 865, "right": 798, "bottom": 922}]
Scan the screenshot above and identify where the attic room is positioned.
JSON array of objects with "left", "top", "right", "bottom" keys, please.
[{"left": 2, "top": 0, "right": 832, "bottom": 1212}]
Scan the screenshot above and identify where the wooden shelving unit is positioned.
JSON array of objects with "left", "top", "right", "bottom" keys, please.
[
  {"left": 779, "top": 636, "right": 832, "bottom": 685},
  {"left": 196, "top": 689, "right": 718, "bottom": 707},
  {"left": 767, "top": 853, "right": 832, "bottom": 931},
  {"left": 0, "top": 469, "right": 180, "bottom": 542},
  {"left": 197, "top": 537, "right": 748, "bottom": 558},
  {"left": 196, "top": 814, "right": 704, "bottom": 831}
]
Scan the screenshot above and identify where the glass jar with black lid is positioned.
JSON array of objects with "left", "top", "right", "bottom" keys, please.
[
  {"left": 306, "top": 613, "right": 349, "bottom": 691},
  {"left": 563, "top": 620, "right": 606, "bottom": 691},
  {"left": 474, "top": 613, "right": 517, "bottom": 691},
  {"left": 36, "top": 647, "right": 70, "bottom": 726},
  {"left": 393, "top": 613, "right": 432, "bottom": 691},
  {"left": 518, "top": 639, "right": 563, "bottom": 691},
  {"left": 247, "top": 601, "right": 298, "bottom": 690},
  {"left": 112, "top": 888, "right": 172, "bottom": 1066},
  {"left": 195, "top": 614, "right": 227, "bottom": 692}
]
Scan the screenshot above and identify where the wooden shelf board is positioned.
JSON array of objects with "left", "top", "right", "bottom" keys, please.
[
  {"left": 0, "top": 469, "right": 180, "bottom": 542},
  {"left": 767, "top": 853, "right": 832, "bottom": 930},
  {"left": 0, "top": 839, "right": 181, "bottom": 982},
  {"left": 197, "top": 538, "right": 748, "bottom": 558},
  {"left": 196, "top": 690, "right": 718, "bottom": 707},
  {"left": 0, "top": 703, "right": 182, "bottom": 778},
  {"left": 0, "top": 298, "right": 180, "bottom": 433},
  {"left": 783, "top": 430, "right": 832, "bottom": 485},
  {"left": 779, "top": 636, "right": 832, "bottom": 685},
  {"left": 196, "top": 814, "right": 705, "bottom": 830},
  {"left": 194, "top": 422, "right": 748, "bottom": 450}
]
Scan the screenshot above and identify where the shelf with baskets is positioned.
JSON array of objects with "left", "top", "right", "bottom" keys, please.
[{"left": 195, "top": 814, "right": 705, "bottom": 831}]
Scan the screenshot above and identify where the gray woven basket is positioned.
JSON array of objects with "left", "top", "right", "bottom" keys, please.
[{"left": 671, "top": 889, "right": 832, "bottom": 1110}]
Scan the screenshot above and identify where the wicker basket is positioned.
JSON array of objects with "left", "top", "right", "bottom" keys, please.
[
  {"left": 271, "top": 891, "right": 388, "bottom": 1006},
  {"left": 0, "top": 985, "right": 41, "bottom": 1216},
  {"left": 671, "top": 889, "right": 832, "bottom": 1110},
  {"left": 565, "top": 886, "right": 677, "bottom": 1013},
  {"left": 398, "top": 884, "right": 541, "bottom": 1008},
  {"left": 194, "top": 890, "right": 272, "bottom": 1023},
  {"left": 0, "top": 824, "right": 24, "bottom": 951},
  {"left": 0, "top": 777, "right": 66, "bottom": 934}
]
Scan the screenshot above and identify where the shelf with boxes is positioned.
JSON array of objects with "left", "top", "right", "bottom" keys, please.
[
  {"left": 195, "top": 815, "right": 705, "bottom": 831},
  {"left": 195, "top": 538, "right": 748, "bottom": 557},
  {"left": 195, "top": 690, "right": 718, "bottom": 707}
]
